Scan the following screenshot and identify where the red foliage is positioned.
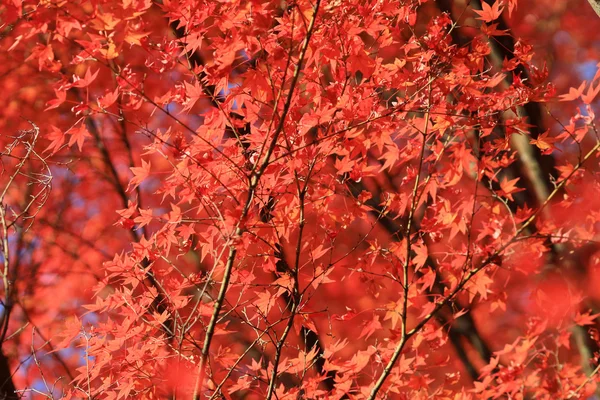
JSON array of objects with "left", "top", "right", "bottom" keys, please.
[{"left": 1, "top": 0, "right": 600, "bottom": 399}]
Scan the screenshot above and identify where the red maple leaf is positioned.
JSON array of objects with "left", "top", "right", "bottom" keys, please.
[
  {"left": 499, "top": 177, "right": 524, "bottom": 201},
  {"left": 558, "top": 81, "right": 586, "bottom": 102},
  {"left": 128, "top": 159, "right": 151, "bottom": 191},
  {"left": 473, "top": 1, "right": 504, "bottom": 23},
  {"left": 181, "top": 80, "right": 204, "bottom": 113},
  {"left": 98, "top": 87, "right": 119, "bottom": 109},
  {"left": 72, "top": 67, "right": 99, "bottom": 88},
  {"left": 359, "top": 315, "right": 382, "bottom": 339},
  {"left": 67, "top": 124, "right": 91, "bottom": 151}
]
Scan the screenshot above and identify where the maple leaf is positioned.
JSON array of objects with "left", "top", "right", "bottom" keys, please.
[
  {"left": 574, "top": 311, "right": 600, "bottom": 326},
  {"left": 116, "top": 200, "right": 137, "bottom": 220},
  {"left": 498, "top": 177, "right": 524, "bottom": 201},
  {"left": 134, "top": 208, "right": 153, "bottom": 229},
  {"left": 67, "top": 125, "right": 91, "bottom": 151},
  {"left": 384, "top": 300, "right": 402, "bottom": 329},
  {"left": 334, "top": 156, "right": 354, "bottom": 176},
  {"left": 255, "top": 291, "right": 276, "bottom": 315},
  {"left": 529, "top": 130, "right": 557, "bottom": 154},
  {"left": 419, "top": 268, "right": 436, "bottom": 293},
  {"left": 7, "top": 34, "right": 23, "bottom": 52},
  {"left": 56, "top": 317, "right": 83, "bottom": 348},
  {"left": 558, "top": 81, "right": 587, "bottom": 102},
  {"left": 582, "top": 81, "right": 600, "bottom": 104},
  {"left": 412, "top": 241, "right": 428, "bottom": 271},
  {"left": 357, "top": 190, "right": 372, "bottom": 204},
  {"left": 273, "top": 274, "right": 294, "bottom": 296},
  {"left": 323, "top": 338, "right": 349, "bottom": 359},
  {"left": 176, "top": 223, "right": 195, "bottom": 243},
  {"left": 72, "top": 67, "right": 99, "bottom": 88},
  {"left": 98, "top": 87, "right": 119, "bottom": 109},
  {"left": 467, "top": 273, "right": 494, "bottom": 302},
  {"left": 333, "top": 308, "right": 359, "bottom": 321},
  {"left": 359, "top": 315, "right": 382, "bottom": 339},
  {"left": 473, "top": 376, "right": 494, "bottom": 393},
  {"left": 285, "top": 347, "right": 318, "bottom": 374},
  {"left": 347, "top": 346, "right": 377, "bottom": 373},
  {"left": 181, "top": 32, "right": 204, "bottom": 54},
  {"left": 124, "top": 30, "right": 150, "bottom": 46},
  {"left": 557, "top": 330, "right": 571, "bottom": 349},
  {"left": 479, "top": 356, "right": 500, "bottom": 377},
  {"left": 44, "top": 125, "right": 65, "bottom": 154},
  {"left": 418, "top": 301, "right": 436, "bottom": 319},
  {"left": 483, "top": 72, "right": 506, "bottom": 88},
  {"left": 397, "top": 354, "right": 415, "bottom": 374},
  {"left": 473, "top": 1, "right": 504, "bottom": 23},
  {"left": 312, "top": 265, "right": 335, "bottom": 288},
  {"left": 555, "top": 163, "right": 575, "bottom": 182},
  {"left": 45, "top": 88, "right": 67, "bottom": 111},
  {"left": 25, "top": 43, "right": 57, "bottom": 71},
  {"left": 298, "top": 314, "right": 319, "bottom": 335},
  {"left": 181, "top": 80, "right": 204, "bottom": 113},
  {"left": 127, "top": 159, "right": 151, "bottom": 191},
  {"left": 91, "top": 12, "right": 121, "bottom": 31}
]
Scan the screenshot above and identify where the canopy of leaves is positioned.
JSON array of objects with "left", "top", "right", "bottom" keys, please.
[{"left": 1, "top": 0, "right": 600, "bottom": 399}]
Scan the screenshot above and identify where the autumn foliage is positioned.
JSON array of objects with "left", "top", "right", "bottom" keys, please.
[{"left": 2, "top": 0, "right": 600, "bottom": 398}]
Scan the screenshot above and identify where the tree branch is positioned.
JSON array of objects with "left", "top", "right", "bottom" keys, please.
[
  {"left": 191, "top": 1, "right": 322, "bottom": 397},
  {"left": 587, "top": 0, "right": 600, "bottom": 18}
]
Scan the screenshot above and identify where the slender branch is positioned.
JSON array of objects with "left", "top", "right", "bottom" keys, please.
[
  {"left": 571, "top": 360, "right": 600, "bottom": 398},
  {"left": 368, "top": 88, "right": 431, "bottom": 399},
  {"left": 264, "top": 161, "right": 313, "bottom": 399},
  {"left": 367, "top": 138, "right": 600, "bottom": 399},
  {"left": 191, "top": 2, "right": 321, "bottom": 397},
  {"left": 0, "top": 122, "right": 50, "bottom": 399}
]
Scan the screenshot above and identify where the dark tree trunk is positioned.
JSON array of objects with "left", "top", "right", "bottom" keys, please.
[{"left": 0, "top": 350, "right": 17, "bottom": 399}]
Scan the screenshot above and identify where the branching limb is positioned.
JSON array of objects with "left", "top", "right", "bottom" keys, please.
[{"left": 191, "top": 1, "right": 322, "bottom": 397}]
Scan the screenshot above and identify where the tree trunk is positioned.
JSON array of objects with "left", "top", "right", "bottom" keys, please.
[{"left": 0, "top": 351, "right": 17, "bottom": 400}]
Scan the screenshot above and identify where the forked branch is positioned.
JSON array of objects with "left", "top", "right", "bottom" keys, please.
[{"left": 191, "top": 1, "right": 322, "bottom": 397}]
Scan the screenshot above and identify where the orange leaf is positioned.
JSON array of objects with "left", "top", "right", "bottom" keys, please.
[{"left": 473, "top": 1, "right": 504, "bottom": 23}]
